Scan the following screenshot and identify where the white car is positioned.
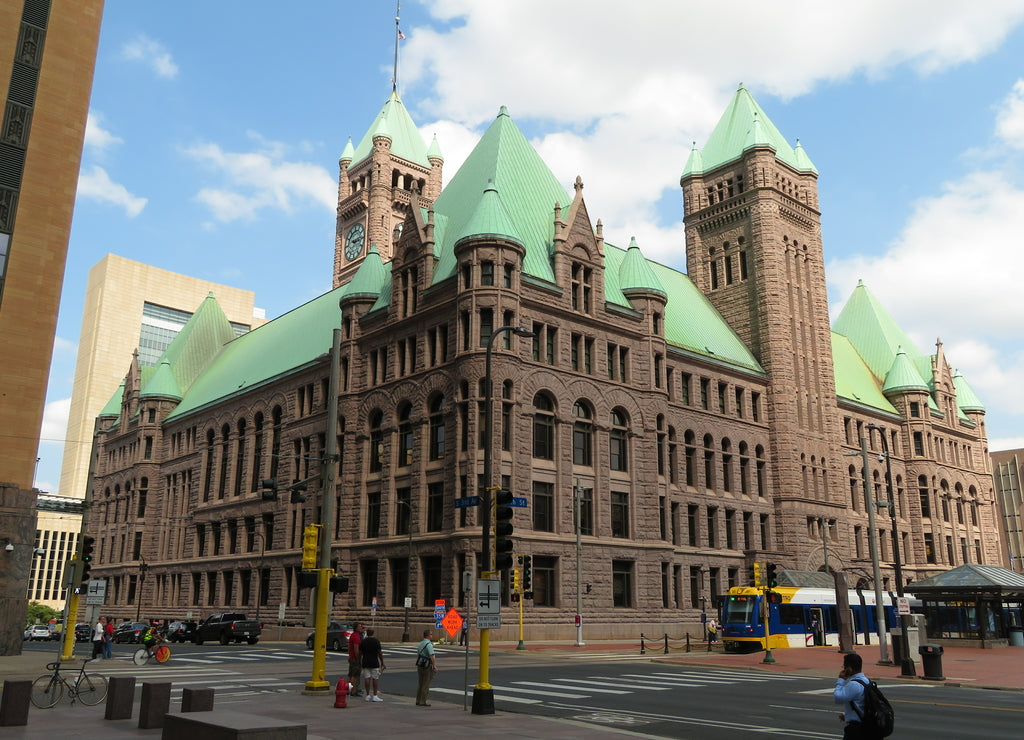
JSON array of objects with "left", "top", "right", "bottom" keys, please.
[{"left": 27, "top": 625, "right": 53, "bottom": 641}]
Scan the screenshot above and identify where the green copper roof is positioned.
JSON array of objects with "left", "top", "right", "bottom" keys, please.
[
  {"left": 454, "top": 181, "right": 525, "bottom": 250},
  {"left": 831, "top": 334, "right": 898, "bottom": 413},
  {"left": 344, "top": 244, "right": 389, "bottom": 300},
  {"left": 618, "top": 237, "right": 666, "bottom": 298},
  {"left": 350, "top": 92, "right": 431, "bottom": 168},
  {"left": 682, "top": 143, "right": 703, "bottom": 177},
  {"left": 431, "top": 106, "right": 569, "bottom": 284},
  {"left": 339, "top": 136, "right": 354, "bottom": 164},
  {"left": 426, "top": 133, "right": 443, "bottom": 162},
  {"left": 832, "top": 281, "right": 925, "bottom": 383},
  {"left": 157, "top": 293, "right": 238, "bottom": 395},
  {"left": 166, "top": 287, "right": 345, "bottom": 421},
  {"left": 683, "top": 83, "right": 817, "bottom": 177},
  {"left": 140, "top": 360, "right": 182, "bottom": 401},
  {"left": 882, "top": 347, "right": 929, "bottom": 394},
  {"left": 953, "top": 370, "right": 985, "bottom": 412},
  {"left": 99, "top": 381, "right": 125, "bottom": 417}
]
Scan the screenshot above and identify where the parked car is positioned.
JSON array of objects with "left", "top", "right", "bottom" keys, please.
[
  {"left": 113, "top": 621, "right": 150, "bottom": 643},
  {"left": 165, "top": 621, "right": 197, "bottom": 643},
  {"left": 192, "top": 613, "right": 261, "bottom": 646},
  {"left": 305, "top": 621, "right": 353, "bottom": 652},
  {"left": 75, "top": 623, "right": 92, "bottom": 642},
  {"left": 27, "top": 625, "right": 54, "bottom": 641}
]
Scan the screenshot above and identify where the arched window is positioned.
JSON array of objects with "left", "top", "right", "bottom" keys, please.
[
  {"left": 739, "top": 441, "right": 750, "bottom": 496},
  {"left": 218, "top": 424, "right": 231, "bottom": 499},
  {"left": 532, "top": 393, "right": 555, "bottom": 460},
  {"left": 429, "top": 395, "right": 446, "bottom": 460},
  {"left": 684, "top": 430, "right": 696, "bottom": 487},
  {"left": 397, "top": 403, "right": 414, "bottom": 467},
  {"left": 270, "top": 406, "right": 282, "bottom": 480},
  {"left": 250, "top": 412, "right": 264, "bottom": 492},
  {"left": 755, "top": 445, "right": 766, "bottom": 497},
  {"left": 610, "top": 409, "right": 629, "bottom": 472},
  {"left": 234, "top": 418, "right": 246, "bottom": 496},
  {"left": 572, "top": 401, "right": 593, "bottom": 466},
  {"left": 369, "top": 410, "right": 384, "bottom": 472},
  {"left": 703, "top": 433, "right": 715, "bottom": 490}
]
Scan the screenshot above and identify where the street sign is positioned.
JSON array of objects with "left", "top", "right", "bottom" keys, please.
[
  {"left": 477, "top": 579, "right": 500, "bottom": 615},
  {"left": 454, "top": 496, "right": 481, "bottom": 508},
  {"left": 477, "top": 614, "right": 501, "bottom": 630},
  {"left": 278, "top": 603, "right": 286, "bottom": 621},
  {"left": 441, "top": 608, "right": 463, "bottom": 638},
  {"left": 434, "top": 599, "right": 446, "bottom": 628},
  {"left": 897, "top": 596, "right": 911, "bottom": 615},
  {"left": 511, "top": 497, "right": 528, "bottom": 508},
  {"left": 404, "top": 596, "right": 412, "bottom": 609},
  {"left": 85, "top": 579, "right": 107, "bottom": 605}
]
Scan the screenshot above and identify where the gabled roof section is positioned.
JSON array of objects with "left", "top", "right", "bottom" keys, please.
[
  {"left": 157, "top": 293, "right": 238, "bottom": 395},
  {"left": 431, "top": 106, "right": 570, "bottom": 284},
  {"left": 684, "top": 83, "right": 817, "bottom": 177},
  {"left": 954, "top": 370, "right": 985, "bottom": 412},
  {"left": 832, "top": 334, "right": 899, "bottom": 413},
  {"left": 166, "top": 287, "right": 345, "bottom": 421},
  {"left": 350, "top": 92, "right": 431, "bottom": 168},
  {"left": 832, "top": 280, "right": 925, "bottom": 383},
  {"left": 99, "top": 381, "right": 124, "bottom": 417},
  {"left": 140, "top": 360, "right": 182, "bottom": 401},
  {"left": 882, "top": 347, "right": 929, "bottom": 394},
  {"left": 618, "top": 237, "right": 666, "bottom": 298}
]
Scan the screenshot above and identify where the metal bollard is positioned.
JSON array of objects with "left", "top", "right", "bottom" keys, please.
[
  {"left": 686, "top": 632, "right": 691, "bottom": 652},
  {"left": 664, "top": 633, "right": 670, "bottom": 654},
  {"left": 640, "top": 633, "right": 646, "bottom": 655}
]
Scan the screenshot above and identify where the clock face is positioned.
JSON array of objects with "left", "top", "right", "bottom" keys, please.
[{"left": 345, "top": 223, "right": 365, "bottom": 260}]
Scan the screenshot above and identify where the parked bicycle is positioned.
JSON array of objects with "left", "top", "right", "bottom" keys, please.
[{"left": 31, "top": 660, "right": 108, "bottom": 708}]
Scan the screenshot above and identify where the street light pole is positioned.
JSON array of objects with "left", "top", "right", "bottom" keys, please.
[
  {"left": 253, "top": 531, "right": 266, "bottom": 625},
  {"left": 869, "top": 424, "right": 915, "bottom": 676},
  {"left": 859, "top": 433, "right": 891, "bottom": 665},
  {"left": 574, "top": 479, "right": 585, "bottom": 647},
  {"left": 473, "top": 325, "right": 534, "bottom": 716},
  {"left": 398, "top": 498, "right": 413, "bottom": 642}
]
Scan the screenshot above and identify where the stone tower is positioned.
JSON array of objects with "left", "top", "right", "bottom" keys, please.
[
  {"left": 333, "top": 92, "right": 443, "bottom": 287},
  {"left": 680, "top": 84, "right": 847, "bottom": 560}
]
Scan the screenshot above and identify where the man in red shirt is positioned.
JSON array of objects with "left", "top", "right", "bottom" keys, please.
[{"left": 347, "top": 622, "right": 364, "bottom": 696}]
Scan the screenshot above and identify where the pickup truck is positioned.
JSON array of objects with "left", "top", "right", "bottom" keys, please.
[{"left": 191, "top": 612, "right": 262, "bottom": 645}]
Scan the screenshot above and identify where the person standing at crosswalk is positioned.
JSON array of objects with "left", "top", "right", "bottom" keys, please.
[
  {"left": 348, "top": 622, "right": 365, "bottom": 696},
  {"left": 360, "top": 628, "right": 385, "bottom": 701},
  {"left": 415, "top": 629, "right": 438, "bottom": 706}
]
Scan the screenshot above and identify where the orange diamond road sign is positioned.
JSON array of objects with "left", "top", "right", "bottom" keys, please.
[{"left": 441, "top": 608, "right": 463, "bottom": 638}]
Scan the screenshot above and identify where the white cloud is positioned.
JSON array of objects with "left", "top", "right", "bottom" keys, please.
[
  {"left": 122, "top": 34, "right": 179, "bottom": 78},
  {"left": 85, "top": 111, "right": 123, "bottom": 152},
  {"left": 184, "top": 135, "right": 336, "bottom": 224},
  {"left": 39, "top": 397, "right": 70, "bottom": 443},
  {"left": 995, "top": 79, "right": 1024, "bottom": 149},
  {"left": 77, "top": 165, "right": 147, "bottom": 218}
]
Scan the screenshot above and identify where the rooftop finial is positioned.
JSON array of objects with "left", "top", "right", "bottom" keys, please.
[{"left": 392, "top": 1, "right": 404, "bottom": 94}]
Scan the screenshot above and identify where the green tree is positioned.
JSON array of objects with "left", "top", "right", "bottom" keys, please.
[{"left": 26, "top": 601, "right": 61, "bottom": 628}]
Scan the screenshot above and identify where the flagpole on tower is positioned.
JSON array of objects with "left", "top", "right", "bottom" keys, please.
[{"left": 393, "top": 1, "right": 401, "bottom": 93}]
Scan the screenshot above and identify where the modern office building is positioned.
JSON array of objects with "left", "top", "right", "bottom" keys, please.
[
  {"left": 58, "top": 254, "right": 264, "bottom": 502},
  {"left": 0, "top": 0, "right": 104, "bottom": 655},
  {"left": 992, "top": 449, "right": 1023, "bottom": 573},
  {"left": 84, "top": 86, "right": 1001, "bottom": 640}
]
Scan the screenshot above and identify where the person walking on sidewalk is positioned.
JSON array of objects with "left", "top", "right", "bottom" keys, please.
[
  {"left": 91, "top": 617, "right": 106, "bottom": 659},
  {"left": 833, "top": 652, "right": 870, "bottom": 739},
  {"left": 415, "top": 629, "right": 438, "bottom": 706},
  {"left": 347, "top": 622, "right": 364, "bottom": 696},
  {"left": 360, "top": 628, "right": 386, "bottom": 702},
  {"left": 102, "top": 616, "right": 114, "bottom": 658}
]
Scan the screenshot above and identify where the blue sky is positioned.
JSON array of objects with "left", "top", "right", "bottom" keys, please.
[{"left": 35, "top": 0, "right": 1024, "bottom": 494}]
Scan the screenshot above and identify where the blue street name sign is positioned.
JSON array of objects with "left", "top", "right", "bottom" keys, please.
[
  {"left": 454, "top": 496, "right": 481, "bottom": 508},
  {"left": 511, "top": 497, "right": 528, "bottom": 508}
]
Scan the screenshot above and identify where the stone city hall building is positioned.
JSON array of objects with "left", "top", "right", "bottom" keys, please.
[{"left": 85, "top": 85, "right": 1001, "bottom": 639}]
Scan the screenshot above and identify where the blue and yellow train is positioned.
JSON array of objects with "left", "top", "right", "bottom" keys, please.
[{"left": 720, "top": 586, "right": 918, "bottom": 652}]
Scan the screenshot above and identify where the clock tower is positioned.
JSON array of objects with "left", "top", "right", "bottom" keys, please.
[{"left": 333, "top": 92, "right": 443, "bottom": 288}]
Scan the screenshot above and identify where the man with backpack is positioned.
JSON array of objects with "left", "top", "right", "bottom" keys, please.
[{"left": 834, "top": 652, "right": 894, "bottom": 738}]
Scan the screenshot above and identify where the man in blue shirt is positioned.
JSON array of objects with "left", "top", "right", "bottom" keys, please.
[{"left": 833, "top": 653, "right": 870, "bottom": 738}]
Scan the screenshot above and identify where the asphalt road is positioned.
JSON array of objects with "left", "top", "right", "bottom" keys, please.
[{"left": 21, "top": 639, "right": 1023, "bottom": 739}]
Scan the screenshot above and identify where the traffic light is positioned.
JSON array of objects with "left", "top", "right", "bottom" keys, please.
[
  {"left": 329, "top": 575, "right": 350, "bottom": 594},
  {"left": 297, "top": 570, "right": 318, "bottom": 588},
  {"left": 261, "top": 478, "right": 278, "bottom": 501},
  {"left": 511, "top": 592, "right": 520, "bottom": 603},
  {"left": 765, "top": 562, "right": 779, "bottom": 589},
  {"left": 494, "top": 488, "right": 515, "bottom": 570},
  {"left": 290, "top": 482, "right": 307, "bottom": 504},
  {"left": 302, "top": 524, "right": 320, "bottom": 570},
  {"left": 752, "top": 561, "right": 762, "bottom": 587},
  {"left": 521, "top": 555, "right": 532, "bottom": 595},
  {"left": 79, "top": 535, "right": 95, "bottom": 587}
]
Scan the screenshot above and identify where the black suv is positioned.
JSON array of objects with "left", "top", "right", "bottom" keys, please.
[
  {"left": 74, "top": 623, "right": 92, "bottom": 642},
  {"left": 113, "top": 621, "right": 149, "bottom": 643}
]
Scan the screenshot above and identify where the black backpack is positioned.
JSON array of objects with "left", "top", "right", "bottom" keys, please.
[{"left": 851, "top": 678, "right": 895, "bottom": 738}]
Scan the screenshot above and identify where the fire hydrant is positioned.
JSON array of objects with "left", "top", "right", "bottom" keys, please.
[{"left": 334, "top": 677, "right": 349, "bottom": 708}]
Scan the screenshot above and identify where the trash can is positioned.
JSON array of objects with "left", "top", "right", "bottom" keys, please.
[
  {"left": 1010, "top": 627, "right": 1024, "bottom": 647},
  {"left": 919, "top": 644, "right": 945, "bottom": 680}
]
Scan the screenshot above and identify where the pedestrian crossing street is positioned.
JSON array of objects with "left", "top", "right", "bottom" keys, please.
[{"left": 431, "top": 668, "right": 819, "bottom": 706}]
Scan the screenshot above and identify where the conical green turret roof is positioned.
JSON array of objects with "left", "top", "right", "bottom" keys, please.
[
  {"left": 140, "top": 359, "right": 183, "bottom": 401},
  {"left": 454, "top": 180, "right": 525, "bottom": 250},
  {"left": 339, "top": 136, "right": 354, "bottom": 164},
  {"left": 618, "top": 237, "right": 666, "bottom": 298},
  {"left": 99, "top": 381, "right": 125, "bottom": 417},
  {"left": 343, "top": 244, "right": 389, "bottom": 300},
  {"left": 683, "top": 83, "right": 817, "bottom": 177},
  {"left": 430, "top": 105, "right": 569, "bottom": 284},
  {"left": 426, "top": 133, "right": 443, "bottom": 162},
  {"left": 832, "top": 281, "right": 924, "bottom": 383},
  {"left": 954, "top": 370, "right": 985, "bottom": 412},
  {"left": 157, "top": 293, "right": 237, "bottom": 395},
  {"left": 350, "top": 91, "right": 430, "bottom": 168},
  {"left": 882, "top": 347, "right": 929, "bottom": 394}
]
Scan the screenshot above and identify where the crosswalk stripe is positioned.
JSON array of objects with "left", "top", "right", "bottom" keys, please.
[
  {"left": 490, "top": 684, "right": 590, "bottom": 699},
  {"left": 430, "top": 687, "right": 539, "bottom": 704},
  {"left": 511, "top": 680, "right": 625, "bottom": 695},
  {"left": 549, "top": 678, "right": 673, "bottom": 691}
]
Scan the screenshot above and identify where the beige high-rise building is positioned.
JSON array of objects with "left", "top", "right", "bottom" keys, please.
[
  {"left": 58, "top": 254, "right": 263, "bottom": 500},
  {"left": 993, "top": 449, "right": 1023, "bottom": 574}
]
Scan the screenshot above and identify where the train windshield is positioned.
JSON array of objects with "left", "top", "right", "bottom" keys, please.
[{"left": 723, "top": 594, "right": 758, "bottom": 625}]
